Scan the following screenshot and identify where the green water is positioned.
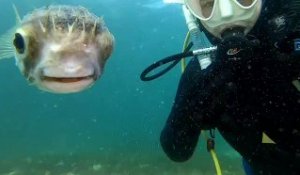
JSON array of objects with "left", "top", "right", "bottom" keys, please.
[{"left": 0, "top": 0, "right": 244, "bottom": 174}]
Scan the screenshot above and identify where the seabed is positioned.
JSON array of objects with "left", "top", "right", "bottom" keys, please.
[{"left": 0, "top": 152, "right": 245, "bottom": 175}]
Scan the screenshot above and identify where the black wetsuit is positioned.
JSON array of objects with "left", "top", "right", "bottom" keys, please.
[{"left": 160, "top": 0, "right": 300, "bottom": 174}]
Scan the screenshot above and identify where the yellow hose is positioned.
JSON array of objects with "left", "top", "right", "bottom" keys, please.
[
  {"left": 202, "top": 130, "right": 223, "bottom": 175},
  {"left": 210, "top": 149, "right": 222, "bottom": 175},
  {"left": 181, "top": 32, "right": 222, "bottom": 175},
  {"left": 181, "top": 31, "right": 191, "bottom": 73}
]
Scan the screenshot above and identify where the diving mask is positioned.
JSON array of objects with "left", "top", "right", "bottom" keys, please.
[{"left": 184, "top": 0, "right": 262, "bottom": 38}]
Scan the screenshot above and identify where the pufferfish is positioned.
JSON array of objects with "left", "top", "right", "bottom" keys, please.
[{"left": 0, "top": 5, "right": 114, "bottom": 93}]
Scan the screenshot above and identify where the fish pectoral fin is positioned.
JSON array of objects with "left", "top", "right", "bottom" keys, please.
[
  {"left": 0, "top": 26, "right": 16, "bottom": 60},
  {"left": 12, "top": 4, "right": 22, "bottom": 24},
  {"left": 0, "top": 4, "right": 22, "bottom": 60}
]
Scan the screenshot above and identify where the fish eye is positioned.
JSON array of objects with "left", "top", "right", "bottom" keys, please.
[{"left": 13, "top": 33, "right": 26, "bottom": 54}]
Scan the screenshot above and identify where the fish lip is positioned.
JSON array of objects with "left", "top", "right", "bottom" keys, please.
[
  {"left": 39, "top": 68, "right": 98, "bottom": 83},
  {"left": 34, "top": 66, "right": 100, "bottom": 93},
  {"left": 40, "top": 74, "right": 96, "bottom": 83},
  {"left": 39, "top": 78, "right": 95, "bottom": 94},
  {"left": 38, "top": 73, "right": 98, "bottom": 93}
]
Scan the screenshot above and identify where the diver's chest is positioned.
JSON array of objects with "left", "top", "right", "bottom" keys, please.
[
  {"left": 233, "top": 78, "right": 300, "bottom": 108},
  {"left": 225, "top": 79, "right": 300, "bottom": 126},
  {"left": 223, "top": 80, "right": 300, "bottom": 150}
]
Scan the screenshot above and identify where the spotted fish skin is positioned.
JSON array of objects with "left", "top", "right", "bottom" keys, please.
[{"left": 1, "top": 5, "right": 114, "bottom": 93}]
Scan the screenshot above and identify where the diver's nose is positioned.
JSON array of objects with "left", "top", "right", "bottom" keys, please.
[{"left": 219, "top": 0, "right": 234, "bottom": 18}]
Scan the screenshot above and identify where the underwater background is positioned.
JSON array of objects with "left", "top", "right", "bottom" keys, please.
[{"left": 0, "top": 0, "right": 244, "bottom": 174}]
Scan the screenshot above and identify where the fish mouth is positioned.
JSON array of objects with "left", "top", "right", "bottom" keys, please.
[
  {"left": 41, "top": 75, "right": 95, "bottom": 83},
  {"left": 39, "top": 74, "right": 97, "bottom": 94}
]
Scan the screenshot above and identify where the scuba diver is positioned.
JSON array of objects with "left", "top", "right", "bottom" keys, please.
[{"left": 146, "top": 0, "right": 300, "bottom": 174}]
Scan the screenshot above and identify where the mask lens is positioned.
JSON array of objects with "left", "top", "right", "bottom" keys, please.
[
  {"left": 236, "top": 0, "right": 256, "bottom": 7},
  {"left": 185, "top": 0, "right": 216, "bottom": 20},
  {"left": 200, "top": 0, "right": 215, "bottom": 18},
  {"left": 186, "top": 0, "right": 258, "bottom": 20}
]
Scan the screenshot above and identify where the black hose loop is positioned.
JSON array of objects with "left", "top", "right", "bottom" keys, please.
[{"left": 140, "top": 43, "right": 193, "bottom": 81}]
